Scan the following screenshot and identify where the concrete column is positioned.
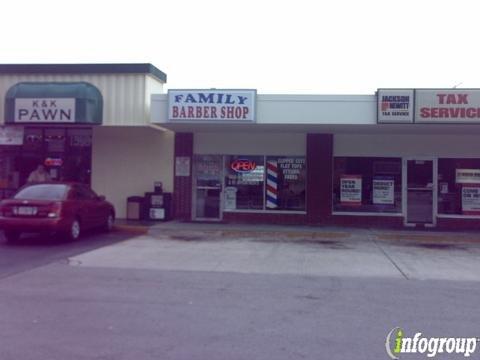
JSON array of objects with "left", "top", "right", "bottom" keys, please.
[
  {"left": 306, "top": 133, "right": 333, "bottom": 224},
  {"left": 173, "top": 133, "right": 193, "bottom": 220}
]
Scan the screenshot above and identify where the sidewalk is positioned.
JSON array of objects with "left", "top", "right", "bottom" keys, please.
[{"left": 114, "top": 219, "right": 480, "bottom": 245}]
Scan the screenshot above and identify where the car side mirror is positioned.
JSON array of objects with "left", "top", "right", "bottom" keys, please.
[{"left": 97, "top": 195, "right": 106, "bottom": 201}]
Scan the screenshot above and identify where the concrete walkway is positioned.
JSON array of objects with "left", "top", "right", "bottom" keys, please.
[{"left": 72, "top": 221, "right": 480, "bottom": 281}]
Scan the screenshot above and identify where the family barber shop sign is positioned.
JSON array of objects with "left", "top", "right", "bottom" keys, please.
[{"left": 168, "top": 89, "right": 256, "bottom": 122}]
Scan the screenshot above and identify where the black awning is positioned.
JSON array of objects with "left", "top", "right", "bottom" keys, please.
[{"left": 5, "top": 82, "right": 103, "bottom": 125}]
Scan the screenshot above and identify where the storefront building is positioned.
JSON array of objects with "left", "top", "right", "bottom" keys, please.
[
  {"left": 151, "top": 89, "right": 480, "bottom": 229},
  {"left": 0, "top": 64, "right": 174, "bottom": 218},
  {"left": 2, "top": 64, "right": 479, "bottom": 230}
]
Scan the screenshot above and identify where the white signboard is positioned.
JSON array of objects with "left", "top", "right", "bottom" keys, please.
[
  {"left": 0, "top": 126, "right": 24, "bottom": 145},
  {"left": 175, "top": 156, "right": 191, "bottom": 177},
  {"left": 168, "top": 89, "right": 256, "bottom": 122},
  {"left": 462, "top": 186, "right": 480, "bottom": 214},
  {"left": 224, "top": 187, "right": 238, "bottom": 210},
  {"left": 377, "top": 89, "right": 414, "bottom": 123},
  {"left": 340, "top": 175, "right": 362, "bottom": 205},
  {"left": 14, "top": 98, "right": 75, "bottom": 123},
  {"left": 415, "top": 89, "right": 480, "bottom": 123},
  {"left": 373, "top": 179, "right": 394, "bottom": 205},
  {"left": 456, "top": 169, "right": 480, "bottom": 184}
]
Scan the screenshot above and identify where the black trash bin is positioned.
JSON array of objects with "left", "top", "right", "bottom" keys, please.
[{"left": 126, "top": 196, "right": 145, "bottom": 220}]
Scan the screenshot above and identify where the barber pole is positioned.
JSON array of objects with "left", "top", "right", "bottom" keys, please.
[{"left": 266, "top": 160, "right": 278, "bottom": 209}]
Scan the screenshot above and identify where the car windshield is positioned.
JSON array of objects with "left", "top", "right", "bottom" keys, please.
[{"left": 14, "top": 184, "right": 68, "bottom": 201}]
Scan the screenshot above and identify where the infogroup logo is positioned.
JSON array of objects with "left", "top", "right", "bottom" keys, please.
[{"left": 385, "top": 327, "right": 479, "bottom": 359}]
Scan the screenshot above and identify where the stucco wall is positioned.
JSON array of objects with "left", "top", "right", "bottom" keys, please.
[
  {"left": 194, "top": 132, "right": 306, "bottom": 155},
  {"left": 334, "top": 134, "right": 480, "bottom": 157},
  {"left": 91, "top": 126, "right": 174, "bottom": 218}
]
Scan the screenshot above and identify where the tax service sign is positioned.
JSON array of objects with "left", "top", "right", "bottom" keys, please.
[
  {"left": 377, "top": 89, "right": 414, "bottom": 123},
  {"left": 168, "top": 89, "right": 256, "bottom": 122},
  {"left": 415, "top": 89, "right": 480, "bottom": 123}
]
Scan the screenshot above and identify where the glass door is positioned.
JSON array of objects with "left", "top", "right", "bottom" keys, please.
[
  {"left": 193, "top": 155, "right": 223, "bottom": 221},
  {"left": 405, "top": 158, "right": 436, "bottom": 225}
]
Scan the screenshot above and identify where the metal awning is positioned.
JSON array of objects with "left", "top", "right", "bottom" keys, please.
[{"left": 5, "top": 82, "right": 103, "bottom": 125}]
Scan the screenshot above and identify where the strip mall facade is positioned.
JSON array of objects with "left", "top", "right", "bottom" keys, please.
[{"left": 1, "top": 64, "right": 480, "bottom": 229}]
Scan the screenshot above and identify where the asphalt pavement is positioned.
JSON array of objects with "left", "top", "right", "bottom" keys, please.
[{"left": 1, "top": 223, "right": 480, "bottom": 360}]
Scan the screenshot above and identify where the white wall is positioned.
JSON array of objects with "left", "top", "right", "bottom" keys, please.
[
  {"left": 335, "top": 134, "right": 480, "bottom": 157},
  {"left": 194, "top": 132, "right": 306, "bottom": 155},
  {"left": 92, "top": 126, "right": 174, "bottom": 218},
  {"left": 0, "top": 73, "right": 164, "bottom": 126},
  {"left": 151, "top": 94, "right": 376, "bottom": 125}
]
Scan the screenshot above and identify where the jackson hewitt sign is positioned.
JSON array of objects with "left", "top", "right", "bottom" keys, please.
[
  {"left": 168, "top": 89, "right": 256, "bottom": 122},
  {"left": 14, "top": 98, "right": 75, "bottom": 123}
]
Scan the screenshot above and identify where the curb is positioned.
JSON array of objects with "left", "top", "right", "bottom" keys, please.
[{"left": 112, "top": 224, "right": 149, "bottom": 235}]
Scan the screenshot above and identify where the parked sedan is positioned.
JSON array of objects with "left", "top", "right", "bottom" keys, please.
[{"left": 0, "top": 183, "right": 115, "bottom": 243}]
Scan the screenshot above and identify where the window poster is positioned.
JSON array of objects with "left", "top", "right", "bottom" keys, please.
[
  {"left": 340, "top": 175, "right": 362, "bottom": 205},
  {"left": 175, "top": 156, "right": 191, "bottom": 177},
  {"left": 224, "top": 186, "right": 238, "bottom": 210},
  {"left": 462, "top": 185, "right": 480, "bottom": 215},
  {"left": 373, "top": 177, "right": 394, "bottom": 205}
]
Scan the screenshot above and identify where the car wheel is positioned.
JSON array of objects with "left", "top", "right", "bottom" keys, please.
[
  {"left": 67, "top": 218, "right": 81, "bottom": 241},
  {"left": 104, "top": 212, "right": 114, "bottom": 232},
  {"left": 4, "top": 231, "right": 21, "bottom": 243}
]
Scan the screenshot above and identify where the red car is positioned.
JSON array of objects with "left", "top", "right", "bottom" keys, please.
[{"left": 0, "top": 182, "right": 115, "bottom": 243}]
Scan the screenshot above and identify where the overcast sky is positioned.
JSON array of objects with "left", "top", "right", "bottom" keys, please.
[{"left": 1, "top": 0, "right": 478, "bottom": 94}]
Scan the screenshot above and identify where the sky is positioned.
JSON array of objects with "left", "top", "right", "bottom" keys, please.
[{"left": 1, "top": 0, "right": 479, "bottom": 94}]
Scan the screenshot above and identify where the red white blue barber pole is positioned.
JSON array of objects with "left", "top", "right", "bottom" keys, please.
[{"left": 266, "top": 160, "right": 278, "bottom": 208}]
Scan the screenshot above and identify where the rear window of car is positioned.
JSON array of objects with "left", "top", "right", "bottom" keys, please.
[{"left": 14, "top": 184, "right": 68, "bottom": 201}]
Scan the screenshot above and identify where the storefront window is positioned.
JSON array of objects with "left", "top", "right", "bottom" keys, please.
[
  {"left": 333, "top": 157, "right": 402, "bottom": 213},
  {"left": 224, "top": 155, "right": 265, "bottom": 210},
  {"left": 266, "top": 156, "right": 306, "bottom": 211},
  {"left": 438, "top": 158, "right": 480, "bottom": 216}
]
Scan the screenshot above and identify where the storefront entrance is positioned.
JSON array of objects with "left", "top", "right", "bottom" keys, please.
[
  {"left": 193, "top": 155, "right": 223, "bottom": 221},
  {"left": 404, "top": 158, "right": 437, "bottom": 226}
]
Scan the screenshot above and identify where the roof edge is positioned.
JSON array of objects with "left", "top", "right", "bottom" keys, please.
[{"left": 0, "top": 63, "right": 167, "bottom": 83}]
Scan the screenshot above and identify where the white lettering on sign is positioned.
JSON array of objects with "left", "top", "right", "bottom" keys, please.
[
  {"left": 168, "top": 90, "right": 256, "bottom": 122},
  {"left": 14, "top": 98, "right": 75, "bottom": 123}
]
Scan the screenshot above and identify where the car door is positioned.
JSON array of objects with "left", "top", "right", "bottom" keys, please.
[
  {"left": 78, "top": 185, "right": 105, "bottom": 227},
  {"left": 69, "top": 185, "right": 96, "bottom": 230}
]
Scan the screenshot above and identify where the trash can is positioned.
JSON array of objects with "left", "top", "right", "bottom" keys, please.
[{"left": 126, "top": 196, "right": 145, "bottom": 220}]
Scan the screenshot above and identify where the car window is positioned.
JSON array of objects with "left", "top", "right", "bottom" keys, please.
[
  {"left": 81, "top": 186, "right": 98, "bottom": 200},
  {"left": 71, "top": 185, "right": 97, "bottom": 200},
  {"left": 14, "top": 184, "right": 68, "bottom": 201}
]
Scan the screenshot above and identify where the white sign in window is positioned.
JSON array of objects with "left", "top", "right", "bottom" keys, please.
[
  {"left": 456, "top": 169, "right": 480, "bottom": 184},
  {"left": 462, "top": 186, "right": 480, "bottom": 215},
  {"left": 373, "top": 178, "right": 394, "bottom": 205},
  {"left": 340, "top": 175, "right": 362, "bottom": 205},
  {"left": 0, "top": 126, "right": 24, "bottom": 145}
]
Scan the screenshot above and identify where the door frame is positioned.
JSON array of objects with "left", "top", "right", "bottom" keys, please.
[
  {"left": 192, "top": 155, "right": 224, "bottom": 222},
  {"left": 402, "top": 156, "right": 438, "bottom": 227}
]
